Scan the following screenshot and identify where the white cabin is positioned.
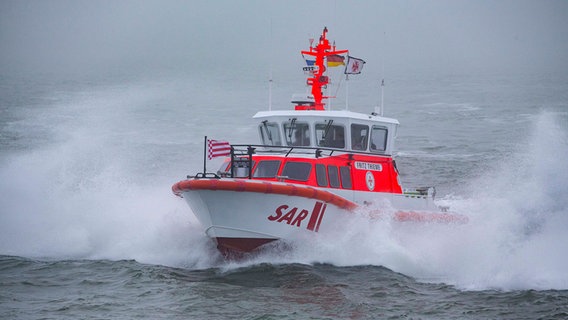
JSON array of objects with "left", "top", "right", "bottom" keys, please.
[{"left": 252, "top": 110, "right": 399, "bottom": 156}]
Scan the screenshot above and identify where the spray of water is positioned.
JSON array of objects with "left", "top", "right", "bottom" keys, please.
[
  {"left": 1, "top": 80, "right": 566, "bottom": 291},
  {"left": 442, "top": 111, "right": 568, "bottom": 290},
  {"left": 299, "top": 111, "right": 567, "bottom": 290},
  {"left": 0, "top": 81, "right": 222, "bottom": 269},
  {"left": 227, "top": 111, "right": 568, "bottom": 290}
]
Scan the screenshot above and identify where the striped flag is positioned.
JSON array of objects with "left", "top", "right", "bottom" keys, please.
[{"left": 207, "top": 139, "right": 231, "bottom": 160}]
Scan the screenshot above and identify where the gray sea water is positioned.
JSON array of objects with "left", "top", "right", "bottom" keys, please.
[{"left": 1, "top": 68, "right": 567, "bottom": 319}]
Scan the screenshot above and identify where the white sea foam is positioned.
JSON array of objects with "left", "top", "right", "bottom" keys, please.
[
  {"left": 0, "top": 81, "right": 222, "bottom": 269},
  {"left": 1, "top": 76, "right": 566, "bottom": 291},
  {"left": 262, "top": 111, "right": 568, "bottom": 290}
]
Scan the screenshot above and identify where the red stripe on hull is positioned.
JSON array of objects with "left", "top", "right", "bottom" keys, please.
[
  {"left": 315, "top": 203, "right": 327, "bottom": 232},
  {"left": 173, "top": 179, "right": 358, "bottom": 210},
  {"left": 306, "top": 202, "right": 323, "bottom": 231}
]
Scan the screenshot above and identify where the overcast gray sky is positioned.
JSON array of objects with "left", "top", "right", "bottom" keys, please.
[{"left": 1, "top": 0, "right": 567, "bottom": 78}]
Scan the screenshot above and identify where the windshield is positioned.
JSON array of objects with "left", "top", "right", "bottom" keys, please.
[
  {"left": 259, "top": 121, "right": 281, "bottom": 146},
  {"left": 284, "top": 122, "right": 310, "bottom": 146},
  {"left": 316, "top": 123, "right": 345, "bottom": 148}
]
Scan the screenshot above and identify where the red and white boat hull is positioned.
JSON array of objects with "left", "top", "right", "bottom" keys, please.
[
  {"left": 172, "top": 178, "right": 467, "bottom": 255},
  {"left": 173, "top": 178, "right": 357, "bottom": 254}
]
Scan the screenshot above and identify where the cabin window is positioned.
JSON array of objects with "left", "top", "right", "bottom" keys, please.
[
  {"left": 340, "top": 166, "right": 352, "bottom": 189},
  {"left": 283, "top": 121, "right": 310, "bottom": 146},
  {"left": 315, "top": 123, "right": 345, "bottom": 148},
  {"left": 328, "top": 165, "right": 340, "bottom": 188},
  {"left": 370, "top": 126, "right": 388, "bottom": 153},
  {"left": 316, "top": 164, "right": 328, "bottom": 187},
  {"left": 253, "top": 160, "right": 281, "bottom": 178},
  {"left": 259, "top": 121, "right": 282, "bottom": 146},
  {"left": 351, "top": 124, "right": 369, "bottom": 151},
  {"left": 281, "top": 161, "right": 312, "bottom": 181}
]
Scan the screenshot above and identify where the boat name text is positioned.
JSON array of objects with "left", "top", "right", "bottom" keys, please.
[{"left": 354, "top": 161, "right": 383, "bottom": 171}]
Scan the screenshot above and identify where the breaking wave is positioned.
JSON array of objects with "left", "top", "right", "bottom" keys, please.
[
  {"left": 236, "top": 111, "right": 568, "bottom": 290},
  {"left": 1, "top": 80, "right": 566, "bottom": 292}
]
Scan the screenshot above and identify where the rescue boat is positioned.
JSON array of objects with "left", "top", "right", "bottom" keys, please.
[{"left": 172, "top": 27, "right": 467, "bottom": 257}]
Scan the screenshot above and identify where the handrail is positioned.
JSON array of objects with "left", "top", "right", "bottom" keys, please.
[
  {"left": 230, "top": 144, "right": 387, "bottom": 157},
  {"left": 227, "top": 143, "right": 391, "bottom": 179}
]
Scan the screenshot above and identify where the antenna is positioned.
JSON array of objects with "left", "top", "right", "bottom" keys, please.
[
  {"left": 377, "top": 31, "right": 386, "bottom": 116},
  {"left": 380, "top": 79, "right": 385, "bottom": 116},
  {"left": 268, "top": 76, "right": 273, "bottom": 111},
  {"left": 268, "top": 18, "right": 273, "bottom": 111},
  {"left": 374, "top": 79, "right": 381, "bottom": 115}
]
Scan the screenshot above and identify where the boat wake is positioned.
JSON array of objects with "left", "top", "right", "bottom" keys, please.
[
  {"left": 1, "top": 95, "right": 566, "bottom": 290},
  {"left": 216, "top": 112, "right": 568, "bottom": 290}
]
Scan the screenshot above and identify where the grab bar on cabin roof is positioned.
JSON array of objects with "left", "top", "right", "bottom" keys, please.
[{"left": 230, "top": 144, "right": 386, "bottom": 157}]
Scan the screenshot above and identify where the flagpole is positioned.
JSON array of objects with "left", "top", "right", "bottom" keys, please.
[
  {"left": 203, "top": 135, "right": 207, "bottom": 175},
  {"left": 326, "top": 55, "right": 331, "bottom": 110},
  {"left": 345, "top": 74, "right": 349, "bottom": 110}
]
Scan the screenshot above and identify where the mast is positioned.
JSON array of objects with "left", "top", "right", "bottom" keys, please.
[{"left": 298, "top": 27, "right": 348, "bottom": 111}]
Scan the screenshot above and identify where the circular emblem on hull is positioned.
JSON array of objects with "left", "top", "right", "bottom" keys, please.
[{"left": 365, "top": 171, "right": 375, "bottom": 191}]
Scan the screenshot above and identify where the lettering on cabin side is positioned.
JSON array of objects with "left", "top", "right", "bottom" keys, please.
[
  {"left": 268, "top": 201, "right": 327, "bottom": 232},
  {"left": 354, "top": 161, "right": 383, "bottom": 171}
]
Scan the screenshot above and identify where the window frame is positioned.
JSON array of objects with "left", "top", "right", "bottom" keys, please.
[
  {"left": 259, "top": 121, "right": 282, "bottom": 146},
  {"left": 283, "top": 121, "right": 311, "bottom": 146},
  {"left": 340, "top": 166, "right": 352, "bottom": 189},
  {"left": 281, "top": 161, "right": 312, "bottom": 182},
  {"left": 252, "top": 160, "right": 281, "bottom": 178},
  {"left": 370, "top": 126, "right": 388, "bottom": 153},
  {"left": 328, "top": 165, "right": 340, "bottom": 188},
  {"left": 316, "top": 164, "right": 328, "bottom": 187},
  {"left": 351, "top": 123, "right": 370, "bottom": 151},
  {"left": 315, "top": 123, "right": 346, "bottom": 149}
]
